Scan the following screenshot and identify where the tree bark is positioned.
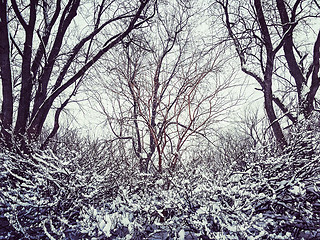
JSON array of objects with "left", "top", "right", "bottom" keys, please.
[
  {"left": 255, "top": 0, "right": 287, "bottom": 149},
  {"left": 305, "top": 30, "right": 320, "bottom": 116},
  {"left": 14, "top": 0, "right": 38, "bottom": 139},
  {"left": 0, "top": 0, "right": 13, "bottom": 147},
  {"left": 276, "top": 0, "right": 306, "bottom": 108},
  {"left": 31, "top": 0, "right": 79, "bottom": 123}
]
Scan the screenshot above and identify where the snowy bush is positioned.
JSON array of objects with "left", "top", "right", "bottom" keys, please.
[
  {"left": 0, "top": 146, "right": 122, "bottom": 239},
  {"left": 1, "top": 118, "right": 320, "bottom": 239}
]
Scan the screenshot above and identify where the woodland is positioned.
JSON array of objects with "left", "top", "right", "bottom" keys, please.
[{"left": 0, "top": 0, "right": 320, "bottom": 239}]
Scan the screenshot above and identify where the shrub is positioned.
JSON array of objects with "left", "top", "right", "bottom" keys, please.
[{"left": 1, "top": 118, "right": 320, "bottom": 239}]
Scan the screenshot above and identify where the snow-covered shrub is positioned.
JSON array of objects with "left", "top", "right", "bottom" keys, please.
[
  {"left": 192, "top": 117, "right": 320, "bottom": 239},
  {"left": 0, "top": 146, "right": 123, "bottom": 239},
  {"left": 1, "top": 117, "right": 319, "bottom": 239},
  {"left": 76, "top": 127, "right": 320, "bottom": 239},
  {"left": 76, "top": 173, "right": 182, "bottom": 239},
  {"left": 84, "top": 117, "right": 320, "bottom": 239}
]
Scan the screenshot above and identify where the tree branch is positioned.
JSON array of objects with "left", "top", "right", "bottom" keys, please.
[{"left": 11, "top": 0, "right": 28, "bottom": 29}]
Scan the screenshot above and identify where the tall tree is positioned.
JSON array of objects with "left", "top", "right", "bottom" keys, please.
[
  {"left": 215, "top": 0, "right": 320, "bottom": 149},
  {"left": 88, "top": 1, "right": 236, "bottom": 172},
  {"left": 0, "top": 0, "right": 14, "bottom": 147},
  {"left": 0, "top": 0, "right": 155, "bottom": 151}
]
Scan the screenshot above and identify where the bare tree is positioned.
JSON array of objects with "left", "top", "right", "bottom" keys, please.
[
  {"left": 89, "top": 1, "right": 237, "bottom": 172},
  {"left": 215, "top": 0, "right": 320, "bottom": 149},
  {"left": 0, "top": 0, "right": 156, "bottom": 151}
]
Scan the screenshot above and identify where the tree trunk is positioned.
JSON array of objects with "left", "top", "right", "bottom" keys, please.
[
  {"left": 255, "top": 0, "right": 287, "bottom": 149},
  {"left": 14, "top": 0, "right": 38, "bottom": 140},
  {"left": 0, "top": 0, "right": 13, "bottom": 147},
  {"left": 304, "top": 30, "right": 320, "bottom": 116},
  {"left": 31, "top": 0, "right": 79, "bottom": 121},
  {"left": 276, "top": 0, "right": 306, "bottom": 111},
  {"left": 28, "top": 0, "right": 150, "bottom": 140}
]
